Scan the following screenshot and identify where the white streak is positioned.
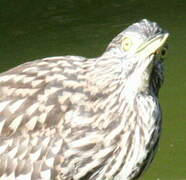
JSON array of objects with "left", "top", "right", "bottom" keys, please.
[
  {"left": 40, "top": 169, "right": 51, "bottom": 180},
  {"left": 0, "top": 74, "right": 15, "bottom": 82},
  {"left": 38, "top": 113, "right": 47, "bottom": 123},
  {"left": 30, "top": 147, "right": 42, "bottom": 161},
  {"left": 9, "top": 99, "right": 26, "bottom": 113},
  {"left": 37, "top": 71, "right": 49, "bottom": 77},
  {"left": 68, "top": 133, "right": 101, "bottom": 148},
  {"left": 0, "top": 100, "right": 11, "bottom": 112},
  {"left": 8, "top": 145, "right": 18, "bottom": 158},
  {"left": 9, "top": 114, "right": 24, "bottom": 131},
  {"left": 31, "top": 80, "right": 43, "bottom": 87},
  {"left": 22, "top": 76, "right": 35, "bottom": 83},
  {"left": 25, "top": 116, "right": 38, "bottom": 130},
  {"left": 45, "top": 158, "right": 55, "bottom": 167},
  {"left": 26, "top": 103, "right": 39, "bottom": 116},
  {"left": 0, "top": 143, "right": 8, "bottom": 154}
]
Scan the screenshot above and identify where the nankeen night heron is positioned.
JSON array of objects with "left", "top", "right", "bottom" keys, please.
[{"left": 0, "top": 19, "right": 169, "bottom": 180}]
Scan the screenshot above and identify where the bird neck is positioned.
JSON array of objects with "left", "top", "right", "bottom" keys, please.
[
  {"left": 85, "top": 56, "right": 154, "bottom": 103},
  {"left": 85, "top": 57, "right": 123, "bottom": 96},
  {"left": 120, "top": 63, "right": 153, "bottom": 108}
]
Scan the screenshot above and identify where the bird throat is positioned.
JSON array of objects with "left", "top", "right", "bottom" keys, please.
[{"left": 124, "top": 56, "right": 154, "bottom": 101}]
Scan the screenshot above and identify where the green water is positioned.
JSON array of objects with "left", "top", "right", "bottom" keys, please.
[{"left": 0, "top": 0, "right": 186, "bottom": 179}]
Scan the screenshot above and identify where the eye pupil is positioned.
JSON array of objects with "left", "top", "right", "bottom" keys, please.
[{"left": 122, "top": 37, "right": 132, "bottom": 51}]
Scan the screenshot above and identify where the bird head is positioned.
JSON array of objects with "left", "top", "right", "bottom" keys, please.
[{"left": 102, "top": 19, "right": 169, "bottom": 96}]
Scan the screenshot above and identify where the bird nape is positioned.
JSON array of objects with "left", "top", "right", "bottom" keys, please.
[{"left": 0, "top": 19, "right": 169, "bottom": 180}]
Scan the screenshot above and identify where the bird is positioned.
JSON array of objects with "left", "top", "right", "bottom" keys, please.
[{"left": 0, "top": 19, "right": 169, "bottom": 180}]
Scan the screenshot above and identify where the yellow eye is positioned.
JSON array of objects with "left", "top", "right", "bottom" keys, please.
[{"left": 122, "top": 37, "right": 133, "bottom": 51}]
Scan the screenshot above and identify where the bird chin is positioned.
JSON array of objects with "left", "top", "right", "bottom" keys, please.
[
  {"left": 140, "top": 54, "right": 155, "bottom": 87},
  {"left": 141, "top": 53, "right": 155, "bottom": 74}
]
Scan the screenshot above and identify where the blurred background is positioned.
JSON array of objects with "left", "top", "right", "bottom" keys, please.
[{"left": 0, "top": 0, "right": 185, "bottom": 179}]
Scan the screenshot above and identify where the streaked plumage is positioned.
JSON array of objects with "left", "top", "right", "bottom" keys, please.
[{"left": 0, "top": 19, "right": 169, "bottom": 180}]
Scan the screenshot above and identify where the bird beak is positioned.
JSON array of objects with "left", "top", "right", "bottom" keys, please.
[{"left": 136, "top": 33, "right": 169, "bottom": 58}]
